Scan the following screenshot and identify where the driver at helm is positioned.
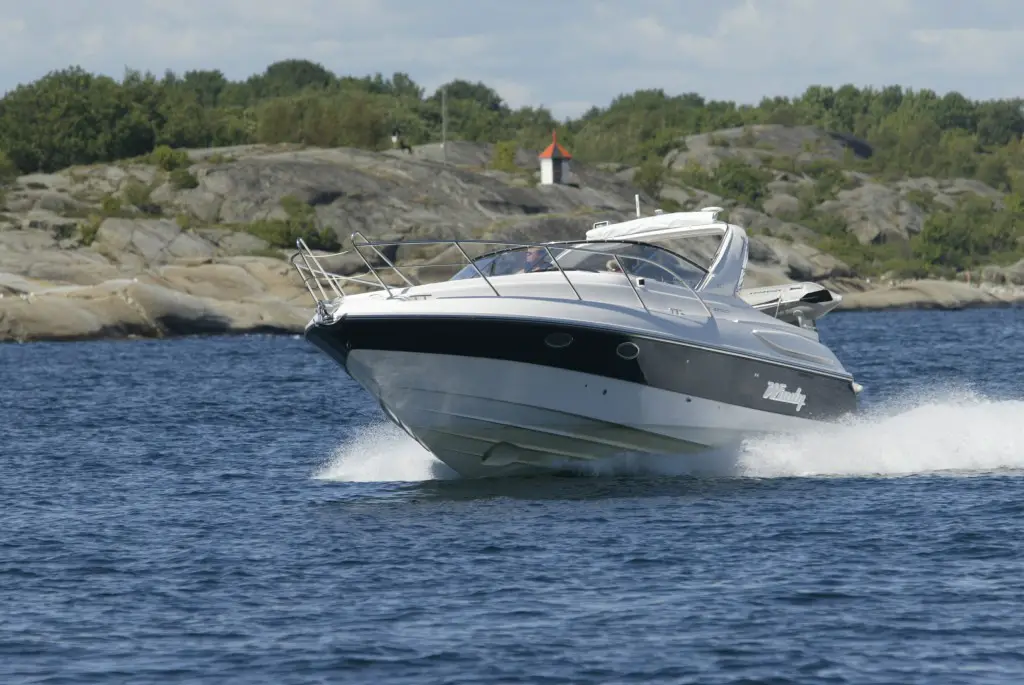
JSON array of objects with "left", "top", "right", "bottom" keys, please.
[{"left": 522, "top": 246, "right": 553, "bottom": 272}]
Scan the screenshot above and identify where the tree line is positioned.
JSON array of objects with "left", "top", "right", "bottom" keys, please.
[
  {"left": 1, "top": 59, "right": 1022, "bottom": 276},
  {"left": 2, "top": 59, "right": 1024, "bottom": 180}
]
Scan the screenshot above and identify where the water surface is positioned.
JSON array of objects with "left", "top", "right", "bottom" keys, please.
[{"left": 3, "top": 307, "right": 1023, "bottom": 684}]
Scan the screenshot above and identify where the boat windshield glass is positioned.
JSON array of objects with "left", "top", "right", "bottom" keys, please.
[{"left": 448, "top": 241, "right": 708, "bottom": 289}]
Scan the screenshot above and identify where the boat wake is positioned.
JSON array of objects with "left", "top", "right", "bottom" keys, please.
[
  {"left": 734, "top": 388, "right": 1024, "bottom": 479},
  {"left": 313, "top": 424, "right": 459, "bottom": 482},
  {"left": 313, "top": 389, "right": 1024, "bottom": 483}
]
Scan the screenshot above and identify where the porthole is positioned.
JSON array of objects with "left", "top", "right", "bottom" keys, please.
[
  {"left": 544, "top": 332, "right": 573, "bottom": 349},
  {"left": 616, "top": 342, "right": 640, "bottom": 360}
]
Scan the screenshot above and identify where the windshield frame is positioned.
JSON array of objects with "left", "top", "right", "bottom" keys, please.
[{"left": 448, "top": 239, "right": 710, "bottom": 287}]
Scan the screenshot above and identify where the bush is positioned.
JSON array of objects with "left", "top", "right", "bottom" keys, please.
[
  {"left": 101, "top": 194, "right": 123, "bottom": 215},
  {"left": 169, "top": 168, "right": 199, "bottom": 189},
  {"left": 491, "top": 141, "right": 517, "bottom": 171},
  {"left": 79, "top": 215, "right": 102, "bottom": 245},
  {"left": 676, "top": 157, "right": 771, "bottom": 208},
  {"left": 246, "top": 220, "right": 340, "bottom": 251},
  {"left": 903, "top": 188, "right": 936, "bottom": 212},
  {"left": 150, "top": 145, "right": 191, "bottom": 171},
  {"left": 242, "top": 195, "right": 340, "bottom": 251},
  {"left": 0, "top": 150, "right": 16, "bottom": 183},
  {"left": 713, "top": 158, "right": 772, "bottom": 208},
  {"left": 975, "top": 155, "right": 1011, "bottom": 191},
  {"left": 122, "top": 180, "right": 161, "bottom": 215},
  {"left": 633, "top": 157, "right": 666, "bottom": 197},
  {"left": 911, "top": 195, "right": 1023, "bottom": 269}
]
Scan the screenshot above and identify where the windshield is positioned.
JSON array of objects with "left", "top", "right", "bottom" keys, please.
[{"left": 449, "top": 241, "right": 708, "bottom": 290}]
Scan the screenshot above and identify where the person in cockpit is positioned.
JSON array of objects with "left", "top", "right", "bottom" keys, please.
[{"left": 522, "top": 246, "right": 553, "bottom": 273}]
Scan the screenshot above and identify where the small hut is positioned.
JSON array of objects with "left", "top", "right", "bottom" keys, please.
[{"left": 538, "top": 130, "right": 572, "bottom": 185}]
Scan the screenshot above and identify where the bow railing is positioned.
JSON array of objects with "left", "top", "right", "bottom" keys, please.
[{"left": 289, "top": 232, "right": 717, "bottom": 320}]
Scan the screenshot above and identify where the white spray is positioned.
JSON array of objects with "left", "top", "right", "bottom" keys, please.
[{"left": 313, "top": 389, "right": 1024, "bottom": 483}]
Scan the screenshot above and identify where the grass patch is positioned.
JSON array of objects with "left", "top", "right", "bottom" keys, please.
[
  {"left": 175, "top": 214, "right": 194, "bottom": 231},
  {"left": 234, "top": 194, "right": 340, "bottom": 251},
  {"left": 205, "top": 153, "right": 236, "bottom": 165}
]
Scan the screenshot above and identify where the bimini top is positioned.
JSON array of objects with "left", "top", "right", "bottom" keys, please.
[{"left": 585, "top": 207, "right": 749, "bottom": 297}]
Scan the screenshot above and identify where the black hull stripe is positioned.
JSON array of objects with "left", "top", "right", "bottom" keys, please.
[{"left": 307, "top": 315, "right": 858, "bottom": 421}]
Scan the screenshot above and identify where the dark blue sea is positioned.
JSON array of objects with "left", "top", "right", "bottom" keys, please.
[{"left": 3, "top": 307, "right": 1024, "bottom": 684}]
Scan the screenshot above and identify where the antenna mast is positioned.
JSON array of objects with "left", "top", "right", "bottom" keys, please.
[{"left": 441, "top": 86, "right": 448, "bottom": 166}]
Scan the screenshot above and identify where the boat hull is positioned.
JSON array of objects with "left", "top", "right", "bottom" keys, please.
[{"left": 307, "top": 314, "right": 858, "bottom": 479}]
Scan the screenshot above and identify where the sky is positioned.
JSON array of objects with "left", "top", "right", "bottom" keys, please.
[{"left": 1, "top": 0, "right": 1022, "bottom": 119}]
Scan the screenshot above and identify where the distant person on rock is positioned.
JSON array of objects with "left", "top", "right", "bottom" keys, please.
[{"left": 391, "top": 128, "right": 413, "bottom": 154}]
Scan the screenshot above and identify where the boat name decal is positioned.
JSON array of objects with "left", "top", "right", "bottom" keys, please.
[{"left": 763, "top": 381, "right": 806, "bottom": 412}]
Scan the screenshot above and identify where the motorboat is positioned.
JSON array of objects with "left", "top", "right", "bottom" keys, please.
[{"left": 291, "top": 205, "right": 860, "bottom": 478}]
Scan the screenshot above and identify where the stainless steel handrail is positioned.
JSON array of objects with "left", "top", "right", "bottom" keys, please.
[
  {"left": 290, "top": 236, "right": 717, "bottom": 322},
  {"left": 350, "top": 231, "right": 415, "bottom": 288},
  {"left": 614, "top": 254, "right": 648, "bottom": 313},
  {"left": 299, "top": 239, "right": 346, "bottom": 297},
  {"left": 450, "top": 241, "right": 501, "bottom": 297},
  {"left": 348, "top": 240, "right": 393, "bottom": 297},
  {"left": 544, "top": 245, "right": 583, "bottom": 302}
]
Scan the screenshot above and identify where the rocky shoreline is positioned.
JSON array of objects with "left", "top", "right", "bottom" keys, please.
[
  {"left": 836, "top": 279, "right": 1024, "bottom": 312},
  {"left": 2, "top": 273, "right": 1020, "bottom": 344},
  {"left": 2, "top": 136, "right": 1022, "bottom": 343}
]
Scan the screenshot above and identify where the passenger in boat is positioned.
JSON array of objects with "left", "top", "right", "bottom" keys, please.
[{"left": 522, "top": 246, "right": 553, "bottom": 273}]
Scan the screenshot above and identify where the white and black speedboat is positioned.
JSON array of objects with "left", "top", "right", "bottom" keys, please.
[{"left": 291, "top": 206, "right": 860, "bottom": 478}]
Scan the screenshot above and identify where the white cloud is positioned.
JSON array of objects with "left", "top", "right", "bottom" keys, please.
[
  {"left": 910, "top": 28, "right": 1024, "bottom": 73},
  {"left": 0, "top": 0, "right": 1022, "bottom": 117}
]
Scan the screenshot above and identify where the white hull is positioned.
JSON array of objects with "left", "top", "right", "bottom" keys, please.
[
  {"left": 346, "top": 351, "right": 820, "bottom": 478},
  {"left": 292, "top": 206, "right": 860, "bottom": 479}
]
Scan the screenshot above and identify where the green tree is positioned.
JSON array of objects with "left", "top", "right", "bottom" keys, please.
[
  {"left": 4, "top": 59, "right": 1024, "bottom": 202},
  {"left": 0, "top": 149, "right": 17, "bottom": 183},
  {"left": 491, "top": 141, "right": 518, "bottom": 171},
  {"left": 913, "top": 195, "right": 1023, "bottom": 269},
  {"left": 714, "top": 158, "right": 772, "bottom": 207},
  {"left": 633, "top": 157, "right": 666, "bottom": 197}
]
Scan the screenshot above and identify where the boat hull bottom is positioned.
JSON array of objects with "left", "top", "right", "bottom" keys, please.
[{"left": 340, "top": 350, "right": 826, "bottom": 479}]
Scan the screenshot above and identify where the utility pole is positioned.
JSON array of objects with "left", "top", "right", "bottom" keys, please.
[{"left": 441, "top": 85, "right": 448, "bottom": 166}]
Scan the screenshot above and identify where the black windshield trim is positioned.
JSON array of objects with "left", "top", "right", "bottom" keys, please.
[{"left": 453, "top": 240, "right": 710, "bottom": 278}]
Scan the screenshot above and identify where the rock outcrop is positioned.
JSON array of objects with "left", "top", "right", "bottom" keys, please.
[
  {"left": 663, "top": 125, "right": 873, "bottom": 172},
  {"left": 0, "top": 143, "right": 654, "bottom": 341},
  {"left": 1, "top": 133, "right": 1020, "bottom": 342},
  {"left": 979, "top": 258, "right": 1024, "bottom": 286},
  {"left": 837, "top": 279, "right": 1024, "bottom": 310}
]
